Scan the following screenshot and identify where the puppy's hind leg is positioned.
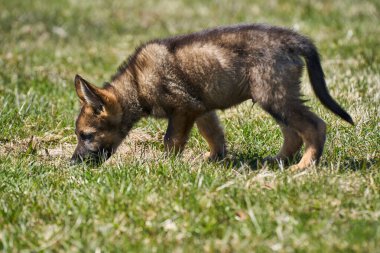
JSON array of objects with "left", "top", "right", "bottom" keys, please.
[
  {"left": 265, "top": 124, "right": 303, "bottom": 163},
  {"left": 249, "top": 62, "right": 325, "bottom": 170},
  {"left": 261, "top": 102, "right": 326, "bottom": 170},
  {"left": 288, "top": 108, "right": 326, "bottom": 171},
  {"left": 196, "top": 111, "right": 226, "bottom": 160}
]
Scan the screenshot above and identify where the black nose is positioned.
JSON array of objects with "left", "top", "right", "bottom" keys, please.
[
  {"left": 70, "top": 157, "right": 79, "bottom": 166},
  {"left": 69, "top": 158, "right": 76, "bottom": 166},
  {"left": 70, "top": 154, "right": 83, "bottom": 166}
]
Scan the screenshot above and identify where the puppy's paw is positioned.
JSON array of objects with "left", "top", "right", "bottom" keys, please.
[
  {"left": 288, "top": 164, "right": 306, "bottom": 172},
  {"left": 204, "top": 151, "right": 225, "bottom": 162}
]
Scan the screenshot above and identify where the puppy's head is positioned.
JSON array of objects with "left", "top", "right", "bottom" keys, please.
[{"left": 71, "top": 75, "right": 124, "bottom": 165}]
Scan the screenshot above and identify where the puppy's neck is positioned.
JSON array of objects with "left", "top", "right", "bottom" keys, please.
[{"left": 110, "top": 73, "right": 145, "bottom": 135}]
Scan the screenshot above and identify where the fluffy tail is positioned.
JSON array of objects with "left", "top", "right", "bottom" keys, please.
[{"left": 296, "top": 38, "right": 354, "bottom": 125}]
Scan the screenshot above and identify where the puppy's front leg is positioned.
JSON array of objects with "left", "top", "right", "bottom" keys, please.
[
  {"left": 196, "top": 111, "right": 226, "bottom": 160},
  {"left": 164, "top": 114, "right": 195, "bottom": 154}
]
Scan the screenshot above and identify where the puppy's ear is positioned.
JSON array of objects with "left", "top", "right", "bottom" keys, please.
[{"left": 74, "top": 74, "right": 104, "bottom": 112}]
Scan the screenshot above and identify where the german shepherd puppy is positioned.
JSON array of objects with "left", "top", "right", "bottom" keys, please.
[{"left": 71, "top": 24, "right": 353, "bottom": 170}]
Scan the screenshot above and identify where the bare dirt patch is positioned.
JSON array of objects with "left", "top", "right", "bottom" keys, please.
[{"left": 0, "top": 128, "right": 205, "bottom": 166}]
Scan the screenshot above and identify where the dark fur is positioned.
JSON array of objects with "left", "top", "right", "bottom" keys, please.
[{"left": 71, "top": 24, "right": 353, "bottom": 169}]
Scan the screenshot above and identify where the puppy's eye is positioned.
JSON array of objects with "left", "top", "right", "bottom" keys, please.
[{"left": 80, "top": 132, "right": 94, "bottom": 141}]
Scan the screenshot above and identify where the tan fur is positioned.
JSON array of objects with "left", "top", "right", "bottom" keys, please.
[{"left": 71, "top": 24, "right": 353, "bottom": 168}]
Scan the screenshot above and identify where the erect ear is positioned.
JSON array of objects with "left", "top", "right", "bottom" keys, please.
[{"left": 74, "top": 74, "right": 104, "bottom": 112}]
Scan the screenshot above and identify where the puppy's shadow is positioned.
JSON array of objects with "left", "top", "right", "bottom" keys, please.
[
  {"left": 219, "top": 152, "right": 266, "bottom": 171},
  {"left": 220, "top": 152, "right": 378, "bottom": 171},
  {"left": 319, "top": 157, "right": 379, "bottom": 171}
]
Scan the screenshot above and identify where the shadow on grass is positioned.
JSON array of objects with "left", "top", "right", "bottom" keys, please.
[
  {"left": 219, "top": 152, "right": 270, "bottom": 171},
  {"left": 222, "top": 154, "right": 260, "bottom": 171},
  {"left": 319, "top": 158, "right": 379, "bottom": 171},
  {"left": 220, "top": 152, "right": 379, "bottom": 172}
]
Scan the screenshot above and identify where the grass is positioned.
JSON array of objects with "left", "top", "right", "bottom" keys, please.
[{"left": 0, "top": 0, "right": 379, "bottom": 252}]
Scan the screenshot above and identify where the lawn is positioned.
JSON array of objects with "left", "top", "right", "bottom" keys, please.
[{"left": 0, "top": 0, "right": 379, "bottom": 252}]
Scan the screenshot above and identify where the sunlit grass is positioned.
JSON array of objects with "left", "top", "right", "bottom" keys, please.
[{"left": 0, "top": 0, "right": 379, "bottom": 252}]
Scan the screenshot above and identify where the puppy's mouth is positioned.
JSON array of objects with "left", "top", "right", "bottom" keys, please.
[{"left": 70, "top": 148, "right": 113, "bottom": 166}]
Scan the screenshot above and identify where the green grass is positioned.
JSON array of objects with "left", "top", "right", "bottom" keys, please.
[{"left": 0, "top": 0, "right": 379, "bottom": 252}]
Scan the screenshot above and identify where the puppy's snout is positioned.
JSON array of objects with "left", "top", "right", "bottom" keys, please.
[
  {"left": 70, "top": 145, "right": 85, "bottom": 165},
  {"left": 70, "top": 145, "right": 112, "bottom": 166},
  {"left": 70, "top": 144, "right": 89, "bottom": 165}
]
